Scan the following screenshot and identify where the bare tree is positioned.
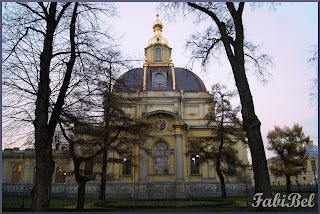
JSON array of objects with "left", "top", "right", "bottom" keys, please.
[
  {"left": 267, "top": 124, "right": 309, "bottom": 193},
  {"left": 308, "top": 45, "right": 318, "bottom": 109},
  {"left": 59, "top": 122, "right": 100, "bottom": 209},
  {"left": 2, "top": 2, "right": 117, "bottom": 211},
  {"left": 188, "top": 83, "right": 247, "bottom": 199},
  {"left": 161, "top": 2, "right": 273, "bottom": 200}
]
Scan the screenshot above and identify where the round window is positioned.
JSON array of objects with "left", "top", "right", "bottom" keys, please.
[{"left": 154, "top": 73, "right": 164, "bottom": 84}]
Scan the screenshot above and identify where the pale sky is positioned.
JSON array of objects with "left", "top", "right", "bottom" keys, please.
[{"left": 112, "top": 2, "right": 318, "bottom": 159}]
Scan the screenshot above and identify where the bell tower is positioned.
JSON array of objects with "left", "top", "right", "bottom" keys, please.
[
  {"left": 144, "top": 13, "right": 173, "bottom": 66},
  {"left": 143, "top": 14, "right": 176, "bottom": 91}
]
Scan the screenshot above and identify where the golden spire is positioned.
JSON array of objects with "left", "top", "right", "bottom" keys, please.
[
  {"left": 148, "top": 13, "right": 168, "bottom": 46},
  {"left": 152, "top": 13, "right": 163, "bottom": 32}
]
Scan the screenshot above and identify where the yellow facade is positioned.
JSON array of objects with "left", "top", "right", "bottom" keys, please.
[{"left": 267, "top": 143, "right": 318, "bottom": 186}]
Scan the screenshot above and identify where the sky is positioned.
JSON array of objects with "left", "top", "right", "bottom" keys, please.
[{"left": 111, "top": 2, "right": 318, "bottom": 159}]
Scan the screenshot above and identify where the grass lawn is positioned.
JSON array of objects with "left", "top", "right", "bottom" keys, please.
[{"left": 2, "top": 197, "right": 99, "bottom": 209}]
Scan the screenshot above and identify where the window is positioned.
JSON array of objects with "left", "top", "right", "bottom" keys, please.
[
  {"left": 303, "top": 176, "right": 306, "bottom": 180},
  {"left": 11, "top": 165, "right": 22, "bottom": 183},
  {"left": 55, "top": 165, "right": 66, "bottom": 183},
  {"left": 277, "top": 181, "right": 280, "bottom": 186},
  {"left": 295, "top": 180, "right": 299, "bottom": 185},
  {"left": 227, "top": 158, "right": 236, "bottom": 173},
  {"left": 272, "top": 181, "right": 275, "bottom": 186},
  {"left": 311, "top": 160, "right": 317, "bottom": 172},
  {"left": 84, "top": 160, "right": 93, "bottom": 177},
  {"left": 155, "top": 48, "right": 161, "bottom": 61},
  {"left": 122, "top": 157, "right": 132, "bottom": 175},
  {"left": 153, "top": 142, "right": 169, "bottom": 174},
  {"left": 190, "top": 155, "right": 200, "bottom": 175},
  {"left": 154, "top": 73, "right": 164, "bottom": 85}
]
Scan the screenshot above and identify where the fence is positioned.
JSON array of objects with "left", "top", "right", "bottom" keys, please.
[{"left": 2, "top": 184, "right": 318, "bottom": 210}]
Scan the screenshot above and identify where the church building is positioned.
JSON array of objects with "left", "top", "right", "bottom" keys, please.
[{"left": 2, "top": 14, "right": 250, "bottom": 198}]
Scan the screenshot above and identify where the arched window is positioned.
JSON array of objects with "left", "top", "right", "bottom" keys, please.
[
  {"left": 153, "top": 142, "right": 169, "bottom": 174},
  {"left": 55, "top": 165, "right": 66, "bottom": 183},
  {"left": 11, "top": 165, "right": 22, "bottom": 183},
  {"left": 155, "top": 48, "right": 161, "bottom": 61}
]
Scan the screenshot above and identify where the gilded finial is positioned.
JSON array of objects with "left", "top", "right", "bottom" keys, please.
[{"left": 148, "top": 12, "right": 168, "bottom": 46}]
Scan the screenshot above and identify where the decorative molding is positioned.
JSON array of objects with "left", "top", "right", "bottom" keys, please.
[
  {"left": 147, "top": 102, "right": 173, "bottom": 105},
  {"left": 143, "top": 66, "right": 147, "bottom": 90}
]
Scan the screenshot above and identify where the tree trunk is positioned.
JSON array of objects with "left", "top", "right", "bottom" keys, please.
[
  {"left": 216, "top": 160, "right": 226, "bottom": 199},
  {"left": 218, "top": 105, "right": 226, "bottom": 199},
  {"left": 31, "top": 3, "right": 57, "bottom": 211},
  {"left": 286, "top": 175, "right": 291, "bottom": 193},
  {"left": 99, "top": 150, "right": 108, "bottom": 200},
  {"left": 227, "top": 12, "right": 272, "bottom": 199},
  {"left": 31, "top": 132, "right": 55, "bottom": 211},
  {"left": 77, "top": 179, "right": 86, "bottom": 209},
  {"left": 186, "top": 1, "right": 272, "bottom": 205}
]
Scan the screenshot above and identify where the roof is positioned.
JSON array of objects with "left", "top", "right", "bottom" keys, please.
[{"left": 113, "top": 67, "right": 207, "bottom": 92}]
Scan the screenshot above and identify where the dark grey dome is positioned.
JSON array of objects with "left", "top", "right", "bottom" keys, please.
[{"left": 113, "top": 67, "right": 206, "bottom": 92}]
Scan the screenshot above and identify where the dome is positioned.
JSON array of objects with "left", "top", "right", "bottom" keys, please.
[
  {"left": 113, "top": 67, "right": 207, "bottom": 92},
  {"left": 152, "top": 18, "right": 163, "bottom": 30},
  {"left": 152, "top": 13, "right": 163, "bottom": 30}
]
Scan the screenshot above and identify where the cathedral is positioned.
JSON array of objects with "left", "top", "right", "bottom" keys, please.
[{"left": 2, "top": 14, "right": 250, "bottom": 198}]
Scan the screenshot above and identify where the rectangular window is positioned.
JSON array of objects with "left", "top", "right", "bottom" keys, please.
[
  {"left": 122, "top": 158, "right": 131, "bottom": 176},
  {"left": 155, "top": 48, "right": 161, "bottom": 61},
  {"left": 84, "top": 160, "right": 93, "bottom": 177},
  {"left": 311, "top": 160, "right": 317, "bottom": 172},
  {"left": 227, "top": 158, "right": 236, "bottom": 173},
  {"left": 190, "top": 155, "right": 200, "bottom": 175}
]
